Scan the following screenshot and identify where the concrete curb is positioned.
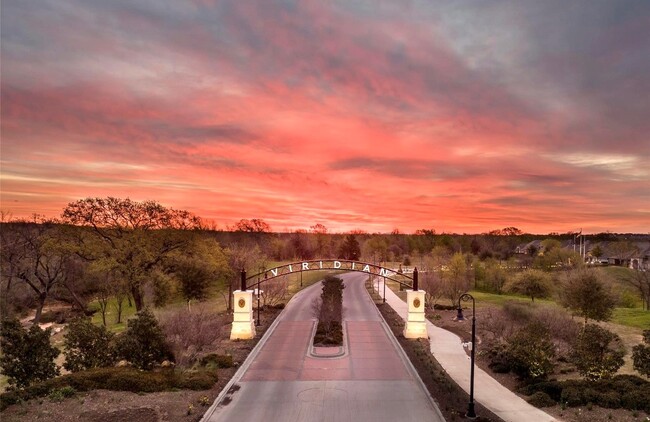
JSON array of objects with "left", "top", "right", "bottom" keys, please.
[
  {"left": 375, "top": 280, "right": 558, "bottom": 422},
  {"left": 200, "top": 284, "right": 318, "bottom": 421},
  {"left": 308, "top": 320, "right": 349, "bottom": 359},
  {"left": 363, "top": 280, "right": 447, "bottom": 422}
]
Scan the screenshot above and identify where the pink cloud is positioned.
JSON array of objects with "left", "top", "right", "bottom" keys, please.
[{"left": 1, "top": 1, "right": 648, "bottom": 233}]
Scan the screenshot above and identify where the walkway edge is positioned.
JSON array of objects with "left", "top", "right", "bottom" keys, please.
[{"left": 375, "top": 280, "right": 558, "bottom": 422}]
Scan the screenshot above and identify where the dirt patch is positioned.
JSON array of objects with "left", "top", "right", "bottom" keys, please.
[{"left": 1, "top": 307, "right": 282, "bottom": 422}]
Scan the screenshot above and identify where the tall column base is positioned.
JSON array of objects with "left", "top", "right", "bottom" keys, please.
[
  {"left": 403, "top": 290, "right": 428, "bottom": 339},
  {"left": 230, "top": 290, "right": 256, "bottom": 340}
]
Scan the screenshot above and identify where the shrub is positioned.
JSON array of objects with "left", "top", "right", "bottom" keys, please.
[
  {"left": 632, "top": 329, "right": 650, "bottom": 378},
  {"left": 63, "top": 318, "right": 116, "bottom": 372},
  {"left": 0, "top": 367, "right": 218, "bottom": 410},
  {"left": 527, "top": 391, "right": 556, "bottom": 407},
  {"left": 0, "top": 318, "right": 60, "bottom": 388},
  {"left": 502, "top": 301, "right": 534, "bottom": 321},
  {"left": 200, "top": 353, "right": 234, "bottom": 369},
  {"left": 160, "top": 306, "right": 227, "bottom": 367},
  {"left": 596, "top": 391, "right": 621, "bottom": 409},
  {"left": 519, "top": 381, "right": 563, "bottom": 402},
  {"left": 312, "top": 276, "right": 344, "bottom": 346},
  {"left": 521, "top": 375, "right": 650, "bottom": 412},
  {"left": 620, "top": 389, "right": 648, "bottom": 411},
  {"left": 507, "top": 321, "right": 556, "bottom": 380},
  {"left": 115, "top": 308, "right": 173, "bottom": 370},
  {"left": 485, "top": 342, "right": 512, "bottom": 373},
  {"left": 570, "top": 324, "right": 625, "bottom": 381},
  {"left": 561, "top": 386, "right": 586, "bottom": 407},
  {"left": 48, "top": 386, "right": 76, "bottom": 402}
]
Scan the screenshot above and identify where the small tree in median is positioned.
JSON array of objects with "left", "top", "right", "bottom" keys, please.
[
  {"left": 116, "top": 308, "right": 172, "bottom": 370},
  {"left": 504, "top": 269, "right": 553, "bottom": 302},
  {"left": 0, "top": 319, "right": 60, "bottom": 388},
  {"left": 63, "top": 318, "right": 116, "bottom": 372},
  {"left": 570, "top": 324, "right": 625, "bottom": 381}
]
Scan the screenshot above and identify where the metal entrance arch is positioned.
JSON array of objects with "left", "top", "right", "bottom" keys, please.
[{"left": 239, "top": 259, "right": 419, "bottom": 292}]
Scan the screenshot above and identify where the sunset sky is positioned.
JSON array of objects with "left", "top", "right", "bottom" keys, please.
[{"left": 2, "top": 1, "right": 649, "bottom": 234}]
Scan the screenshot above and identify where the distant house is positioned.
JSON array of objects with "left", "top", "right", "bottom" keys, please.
[
  {"left": 582, "top": 240, "right": 650, "bottom": 270},
  {"left": 515, "top": 240, "right": 543, "bottom": 256}
]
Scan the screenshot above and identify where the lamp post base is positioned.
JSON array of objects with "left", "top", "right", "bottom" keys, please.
[{"left": 466, "top": 402, "right": 476, "bottom": 419}]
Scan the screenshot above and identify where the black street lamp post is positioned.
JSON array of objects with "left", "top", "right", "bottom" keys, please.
[
  {"left": 256, "top": 267, "right": 264, "bottom": 327},
  {"left": 457, "top": 292, "right": 477, "bottom": 419}
]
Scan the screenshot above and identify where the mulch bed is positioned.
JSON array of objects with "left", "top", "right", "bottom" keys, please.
[{"left": 373, "top": 295, "right": 504, "bottom": 422}]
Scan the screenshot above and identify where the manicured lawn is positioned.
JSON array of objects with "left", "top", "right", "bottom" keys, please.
[
  {"left": 89, "top": 297, "right": 137, "bottom": 333},
  {"left": 612, "top": 307, "right": 650, "bottom": 329},
  {"left": 468, "top": 291, "right": 558, "bottom": 308}
]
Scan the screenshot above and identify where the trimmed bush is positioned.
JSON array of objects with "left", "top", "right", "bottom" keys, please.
[
  {"left": 621, "top": 390, "right": 648, "bottom": 412},
  {"left": 570, "top": 324, "right": 625, "bottom": 381},
  {"left": 596, "top": 391, "right": 621, "bottom": 409},
  {"left": 561, "top": 386, "right": 586, "bottom": 407},
  {"left": 115, "top": 308, "right": 173, "bottom": 370},
  {"left": 519, "top": 381, "right": 563, "bottom": 402},
  {"left": 507, "top": 321, "right": 555, "bottom": 380},
  {"left": 523, "top": 375, "right": 650, "bottom": 412},
  {"left": 63, "top": 318, "right": 116, "bottom": 372},
  {"left": 527, "top": 391, "right": 556, "bottom": 407},
  {"left": 312, "top": 276, "right": 344, "bottom": 346},
  {"left": 0, "top": 367, "right": 218, "bottom": 410}
]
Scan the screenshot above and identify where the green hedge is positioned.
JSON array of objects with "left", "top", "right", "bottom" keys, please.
[
  {"left": 1, "top": 367, "right": 217, "bottom": 411},
  {"left": 520, "top": 375, "right": 650, "bottom": 412}
]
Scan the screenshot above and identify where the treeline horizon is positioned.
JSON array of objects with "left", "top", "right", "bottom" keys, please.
[
  {"left": 2, "top": 197, "right": 648, "bottom": 329},
  {"left": 2, "top": 214, "right": 648, "bottom": 239}
]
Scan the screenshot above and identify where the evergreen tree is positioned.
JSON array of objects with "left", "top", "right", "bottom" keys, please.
[{"left": 0, "top": 319, "right": 60, "bottom": 388}]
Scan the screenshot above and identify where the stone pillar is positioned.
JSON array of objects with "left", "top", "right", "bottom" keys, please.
[
  {"left": 403, "top": 289, "right": 427, "bottom": 339},
  {"left": 230, "top": 290, "right": 256, "bottom": 340}
]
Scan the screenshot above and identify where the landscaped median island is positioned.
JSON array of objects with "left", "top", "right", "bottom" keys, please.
[{"left": 312, "top": 275, "right": 345, "bottom": 347}]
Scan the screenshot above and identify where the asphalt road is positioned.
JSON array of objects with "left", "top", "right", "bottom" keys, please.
[{"left": 203, "top": 272, "right": 444, "bottom": 422}]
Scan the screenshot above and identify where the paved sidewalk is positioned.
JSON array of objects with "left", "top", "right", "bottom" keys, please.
[{"left": 375, "top": 281, "right": 558, "bottom": 422}]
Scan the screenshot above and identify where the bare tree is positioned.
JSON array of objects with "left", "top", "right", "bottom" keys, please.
[
  {"left": 1, "top": 219, "right": 73, "bottom": 324},
  {"left": 224, "top": 244, "right": 265, "bottom": 311},
  {"left": 260, "top": 277, "right": 289, "bottom": 307},
  {"left": 160, "top": 305, "right": 227, "bottom": 367},
  {"left": 420, "top": 272, "right": 444, "bottom": 310},
  {"left": 623, "top": 270, "right": 650, "bottom": 311}
]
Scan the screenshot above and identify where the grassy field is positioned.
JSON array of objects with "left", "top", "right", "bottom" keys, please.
[
  {"left": 464, "top": 290, "right": 649, "bottom": 329},
  {"left": 611, "top": 307, "right": 650, "bottom": 329}
]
